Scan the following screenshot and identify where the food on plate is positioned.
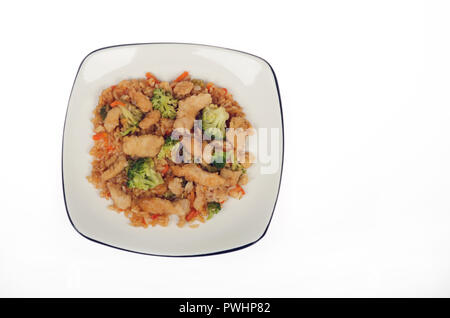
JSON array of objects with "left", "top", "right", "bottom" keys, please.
[{"left": 88, "top": 71, "right": 253, "bottom": 227}]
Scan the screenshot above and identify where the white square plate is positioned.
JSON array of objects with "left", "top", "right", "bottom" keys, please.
[{"left": 62, "top": 43, "right": 284, "bottom": 256}]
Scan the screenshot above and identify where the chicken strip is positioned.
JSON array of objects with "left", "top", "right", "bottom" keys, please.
[
  {"left": 138, "top": 197, "right": 190, "bottom": 217},
  {"left": 129, "top": 88, "right": 152, "bottom": 112},
  {"left": 101, "top": 156, "right": 128, "bottom": 182},
  {"left": 174, "top": 93, "right": 212, "bottom": 130},
  {"left": 171, "top": 164, "right": 225, "bottom": 187},
  {"left": 104, "top": 107, "right": 121, "bottom": 132},
  {"left": 220, "top": 168, "right": 242, "bottom": 187},
  {"left": 150, "top": 183, "right": 168, "bottom": 196},
  {"left": 122, "top": 134, "right": 164, "bottom": 157},
  {"left": 193, "top": 185, "right": 207, "bottom": 212},
  {"left": 107, "top": 183, "right": 131, "bottom": 210},
  {"left": 204, "top": 186, "right": 229, "bottom": 203},
  {"left": 139, "top": 110, "right": 161, "bottom": 129},
  {"left": 173, "top": 81, "right": 194, "bottom": 98},
  {"left": 230, "top": 116, "right": 252, "bottom": 131}
]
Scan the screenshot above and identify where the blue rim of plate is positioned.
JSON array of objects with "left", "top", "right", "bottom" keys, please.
[{"left": 62, "top": 42, "right": 284, "bottom": 257}]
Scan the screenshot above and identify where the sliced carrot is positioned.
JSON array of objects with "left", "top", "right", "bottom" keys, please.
[
  {"left": 145, "top": 72, "right": 160, "bottom": 83},
  {"left": 174, "top": 71, "right": 189, "bottom": 82},
  {"left": 93, "top": 132, "right": 112, "bottom": 152},
  {"left": 236, "top": 185, "right": 245, "bottom": 195},
  {"left": 206, "top": 82, "right": 214, "bottom": 90},
  {"left": 223, "top": 87, "right": 228, "bottom": 94},
  {"left": 151, "top": 214, "right": 161, "bottom": 220},
  {"left": 110, "top": 100, "right": 125, "bottom": 107},
  {"left": 161, "top": 164, "right": 169, "bottom": 175},
  {"left": 93, "top": 132, "right": 107, "bottom": 141},
  {"left": 186, "top": 209, "right": 199, "bottom": 222}
]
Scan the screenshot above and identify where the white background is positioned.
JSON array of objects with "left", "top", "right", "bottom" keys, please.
[{"left": 1, "top": 0, "right": 450, "bottom": 297}]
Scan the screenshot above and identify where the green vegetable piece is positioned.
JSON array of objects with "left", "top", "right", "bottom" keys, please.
[
  {"left": 151, "top": 88, "right": 178, "bottom": 119},
  {"left": 127, "top": 158, "right": 163, "bottom": 190},
  {"left": 231, "top": 154, "right": 246, "bottom": 173},
  {"left": 100, "top": 105, "right": 110, "bottom": 121},
  {"left": 157, "top": 136, "right": 180, "bottom": 160},
  {"left": 202, "top": 164, "right": 219, "bottom": 173},
  {"left": 210, "top": 150, "right": 229, "bottom": 170},
  {"left": 119, "top": 104, "right": 143, "bottom": 136},
  {"left": 207, "top": 202, "right": 221, "bottom": 219},
  {"left": 202, "top": 104, "right": 229, "bottom": 139}
]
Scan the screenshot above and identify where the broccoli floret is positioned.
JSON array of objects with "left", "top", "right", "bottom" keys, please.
[
  {"left": 151, "top": 88, "right": 178, "bottom": 119},
  {"left": 157, "top": 137, "right": 180, "bottom": 160},
  {"left": 207, "top": 202, "right": 221, "bottom": 219},
  {"left": 127, "top": 158, "right": 163, "bottom": 190},
  {"left": 231, "top": 154, "right": 246, "bottom": 173},
  {"left": 202, "top": 104, "right": 229, "bottom": 139},
  {"left": 210, "top": 150, "right": 229, "bottom": 170},
  {"left": 203, "top": 150, "right": 230, "bottom": 172},
  {"left": 119, "top": 104, "right": 143, "bottom": 136}
]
